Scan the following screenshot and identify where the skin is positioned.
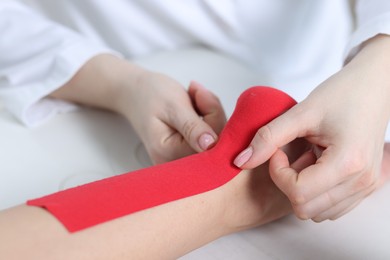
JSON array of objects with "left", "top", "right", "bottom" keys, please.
[
  {"left": 234, "top": 34, "right": 390, "bottom": 221},
  {"left": 2, "top": 4, "right": 389, "bottom": 258},
  {"left": 51, "top": 34, "right": 390, "bottom": 223},
  {"left": 51, "top": 55, "right": 226, "bottom": 164},
  {"left": 0, "top": 53, "right": 318, "bottom": 259},
  {"left": 0, "top": 147, "right": 315, "bottom": 260}
]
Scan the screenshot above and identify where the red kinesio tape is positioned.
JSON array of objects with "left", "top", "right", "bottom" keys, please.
[{"left": 27, "top": 86, "right": 296, "bottom": 232}]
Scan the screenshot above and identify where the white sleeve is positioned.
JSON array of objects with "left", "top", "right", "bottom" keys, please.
[
  {"left": 344, "top": 0, "right": 390, "bottom": 61},
  {"left": 343, "top": 0, "right": 390, "bottom": 142},
  {"left": 0, "top": 1, "right": 120, "bottom": 127}
]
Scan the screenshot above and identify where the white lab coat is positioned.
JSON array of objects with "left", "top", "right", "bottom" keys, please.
[{"left": 1, "top": 0, "right": 390, "bottom": 139}]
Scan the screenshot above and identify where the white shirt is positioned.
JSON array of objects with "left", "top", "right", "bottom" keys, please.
[{"left": 1, "top": 0, "right": 390, "bottom": 139}]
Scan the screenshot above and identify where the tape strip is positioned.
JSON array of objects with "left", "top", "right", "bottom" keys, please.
[{"left": 27, "top": 86, "right": 296, "bottom": 232}]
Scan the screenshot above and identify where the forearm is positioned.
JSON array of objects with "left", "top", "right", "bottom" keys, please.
[
  {"left": 309, "top": 34, "right": 390, "bottom": 137},
  {"left": 0, "top": 3, "right": 116, "bottom": 127},
  {"left": 0, "top": 152, "right": 295, "bottom": 260},
  {"left": 345, "top": 34, "right": 390, "bottom": 104},
  {"left": 345, "top": 34, "right": 390, "bottom": 141},
  {"left": 0, "top": 163, "right": 293, "bottom": 260},
  {"left": 50, "top": 54, "right": 143, "bottom": 116},
  {"left": 0, "top": 182, "right": 230, "bottom": 260},
  {"left": 1, "top": 86, "right": 305, "bottom": 258}
]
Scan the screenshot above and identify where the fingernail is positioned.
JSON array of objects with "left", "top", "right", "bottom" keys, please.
[
  {"left": 198, "top": 133, "right": 215, "bottom": 151},
  {"left": 234, "top": 147, "right": 253, "bottom": 167}
]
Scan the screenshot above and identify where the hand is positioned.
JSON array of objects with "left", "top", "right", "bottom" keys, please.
[
  {"left": 119, "top": 71, "right": 226, "bottom": 164},
  {"left": 224, "top": 139, "right": 313, "bottom": 232},
  {"left": 233, "top": 35, "right": 390, "bottom": 221},
  {"left": 0, "top": 139, "right": 311, "bottom": 260},
  {"left": 51, "top": 54, "right": 226, "bottom": 164}
]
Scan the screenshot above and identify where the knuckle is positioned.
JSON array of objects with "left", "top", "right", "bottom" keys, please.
[
  {"left": 182, "top": 119, "right": 199, "bottom": 140},
  {"left": 255, "top": 125, "right": 274, "bottom": 145},
  {"left": 353, "top": 171, "right": 376, "bottom": 191},
  {"left": 289, "top": 104, "right": 319, "bottom": 134},
  {"left": 293, "top": 205, "right": 310, "bottom": 220},
  {"left": 340, "top": 152, "right": 367, "bottom": 178},
  {"left": 325, "top": 190, "right": 338, "bottom": 207},
  {"left": 289, "top": 189, "right": 306, "bottom": 205}
]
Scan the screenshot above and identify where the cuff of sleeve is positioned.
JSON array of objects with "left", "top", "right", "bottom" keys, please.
[
  {"left": 344, "top": 12, "right": 390, "bottom": 64},
  {"left": 1, "top": 40, "right": 121, "bottom": 128}
]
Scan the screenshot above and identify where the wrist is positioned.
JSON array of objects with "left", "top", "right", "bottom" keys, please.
[
  {"left": 87, "top": 54, "right": 146, "bottom": 114},
  {"left": 343, "top": 34, "right": 390, "bottom": 119},
  {"left": 347, "top": 34, "right": 390, "bottom": 83},
  {"left": 218, "top": 167, "right": 292, "bottom": 235},
  {"left": 51, "top": 54, "right": 147, "bottom": 115},
  {"left": 112, "top": 66, "right": 152, "bottom": 121}
]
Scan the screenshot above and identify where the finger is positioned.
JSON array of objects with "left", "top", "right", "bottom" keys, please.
[
  {"left": 145, "top": 118, "right": 195, "bottom": 164},
  {"left": 167, "top": 99, "right": 218, "bottom": 153},
  {"left": 312, "top": 194, "right": 364, "bottom": 222},
  {"left": 274, "top": 145, "right": 360, "bottom": 210},
  {"left": 311, "top": 182, "right": 376, "bottom": 222},
  {"left": 188, "top": 81, "right": 227, "bottom": 134},
  {"left": 329, "top": 198, "right": 364, "bottom": 220},
  {"left": 296, "top": 183, "right": 362, "bottom": 221},
  {"left": 269, "top": 149, "right": 300, "bottom": 199},
  {"left": 325, "top": 179, "right": 377, "bottom": 221},
  {"left": 292, "top": 165, "right": 378, "bottom": 220},
  {"left": 234, "top": 104, "right": 315, "bottom": 169},
  {"left": 270, "top": 145, "right": 350, "bottom": 217},
  {"left": 290, "top": 149, "right": 318, "bottom": 173},
  {"left": 330, "top": 184, "right": 377, "bottom": 221},
  {"left": 269, "top": 148, "right": 319, "bottom": 214}
]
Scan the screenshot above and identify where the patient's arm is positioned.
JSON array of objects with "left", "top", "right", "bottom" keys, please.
[
  {"left": 0, "top": 146, "right": 313, "bottom": 260},
  {"left": 51, "top": 54, "right": 226, "bottom": 164},
  {"left": 0, "top": 87, "right": 314, "bottom": 259}
]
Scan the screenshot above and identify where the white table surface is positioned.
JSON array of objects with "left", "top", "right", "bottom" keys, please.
[{"left": 1, "top": 48, "right": 389, "bottom": 260}]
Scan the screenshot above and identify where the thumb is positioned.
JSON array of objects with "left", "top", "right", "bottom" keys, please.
[
  {"left": 167, "top": 82, "right": 222, "bottom": 153},
  {"left": 234, "top": 104, "right": 313, "bottom": 169},
  {"left": 188, "top": 81, "right": 227, "bottom": 134},
  {"left": 169, "top": 109, "right": 218, "bottom": 152}
]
